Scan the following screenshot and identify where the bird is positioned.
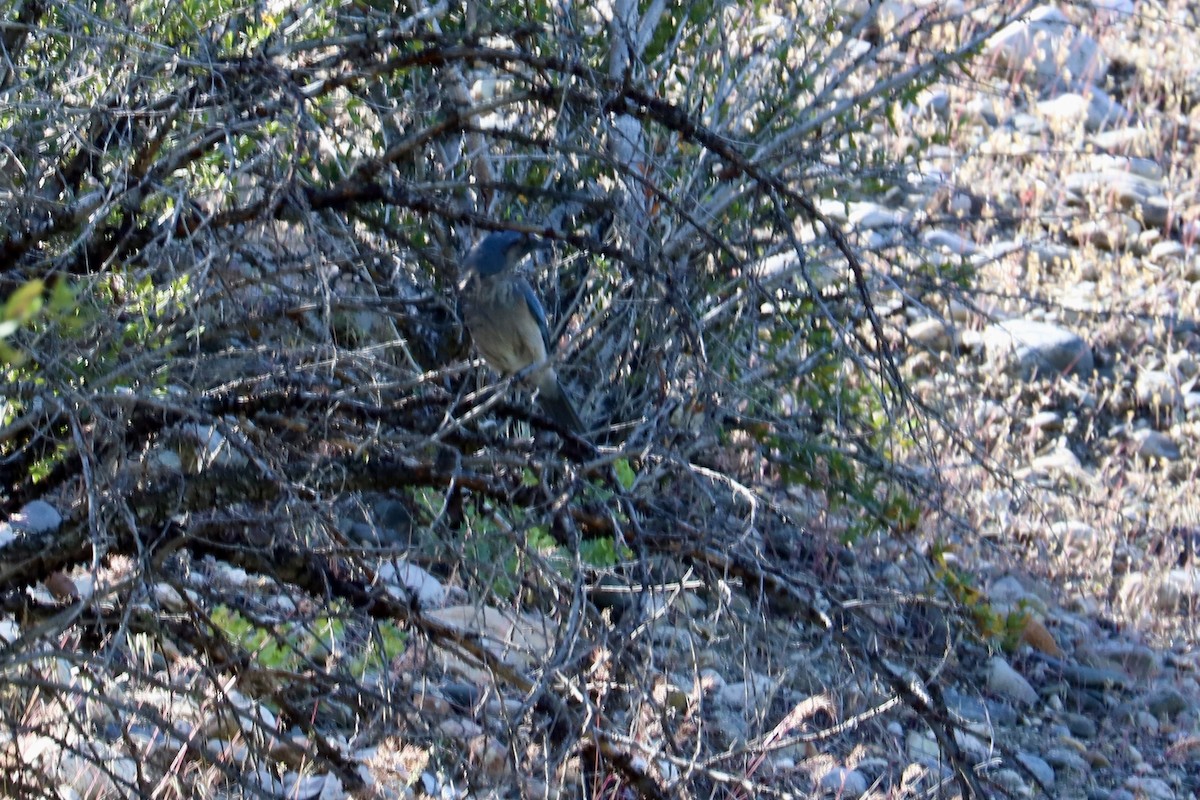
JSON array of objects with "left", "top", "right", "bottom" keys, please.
[{"left": 459, "top": 230, "right": 585, "bottom": 433}]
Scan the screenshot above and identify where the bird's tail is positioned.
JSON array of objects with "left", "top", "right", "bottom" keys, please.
[{"left": 538, "top": 377, "right": 586, "bottom": 434}]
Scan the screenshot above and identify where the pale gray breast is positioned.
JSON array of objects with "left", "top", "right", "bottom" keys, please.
[{"left": 462, "top": 275, "right": 548, "bottom": 377}]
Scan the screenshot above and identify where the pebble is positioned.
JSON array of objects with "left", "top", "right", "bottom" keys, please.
[
  {"left": 922, "top": 228, "right": 977, "bottom": 255},
  {"left": 908, "top": 318, "right": 951, "bottom": 351},
  {"left": 819, "top": 767, "right": 868, "bottom": 796},
  {"left": 1029, "top": 410, "right": 1064, "bottom": 431},
  {"left": 944, "top": 690, "right": 1019, "bottom": 726},
  {"left": 1144, "top": 687, "right": 1189, "bottom": 719},
  {"left": 1039, "top": 91, "right": 1128, "bottom": 132},
  {"left": 1061, "top": 664, "right": 1133, "bottom": 691},
  {"left": 983, "top": 319, "right": 1094, "bottom": 378},
  {"left": 906, "top": 730, "right": 941, "bottom": 763},
  {"left": 1124, "top": 776, "right": 1176, "bottom": 800},
  {"left": 1135, "top": 370, "right": 1182, "bottom": 407},
  {"left": 1086, "top": 642, "right": 1161, "bottom": 680},
  {"left": 379, "top": 560, "right": 447, "bottom": 608},
  {"left": 1016, "top": 751, "right": 1055, "bottom": 787},
  {"left": 988, "top": 657, "right": 1039, "bottom": 707},
  {"left": 1131, "top": 429, "right": 1182, "bottom": 461},
  {"left": 1149, "top": 241, "right": 1187, "bottom": 263},
  {"left": 1058, "top": 711, "right": 1097, "bottom": 738},
  {"left": 15, "top": 500, "right": 63, "bottom": 533},
  {"left": 984, "top": 5, "right": 1108, "bottom": 90},
  {"left": 849, "top": 203, "right": 904, "bottom": 229}
]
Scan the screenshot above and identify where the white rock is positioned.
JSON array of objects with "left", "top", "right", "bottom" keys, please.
[
  {"left": 1050, "top": 520, "right": 1098, "bottom": 553},
  {"left": 1090, "top": 154, "right": 1164, "bottom": 181},
  {"left": 983, "top": 319, "right": 1094, "bottom": 378},
  {"left": 1135, "top": 370, "right": 1181, "bottom": 407},
  {"left": 988, "top": 656, "right": 1038, "bottom": 706},
  {"left": 819, "top": 766, "right": 868, "bottom": 796},
  {"left": 1091, "top": 0, "right": 1134, "bottom": 22},
  {"left": 908, "top": 318, "right": 951, "bottom": 351},
  {"left": 922, "top": 228, "right": 977, "bottom": 255},
  {"left": 989, "top": 576, "right": 1031, "bottom": 605},
  {"left": 834, "top": 0, "right": 871, "bottom": 20},
  {"left": 906, "top": 730, "right": 941, "bottom": 762},
  {"left": 1131, "top": 429, "right": 1181, "bottom": 461},
  {"left": 427, "top": 605, "right": 556, "bottom": 682},
  {"left": 378, "top": 560, "right": 447, "bottom": 608},
  {"left": 1031, "top": 445, "right": 1087, "bottom": 479},
  {"left": 984, "top": 5, "right": 1108, "bottom": 89},
  {"left": 849, "top": 203, "right": 904, "bottom": 230},
  {"left": 10, "top": 500, "right": 62, "bottom": 535},
  {"left": 1065, "top": 170, "right": 1163, "bottom": 208},
  {"left": 1038, "top": 91, "right": 1128, "bottom": 132},
  {"left": 1149, "top": 241, "right": 1186, "bottom": 263}
]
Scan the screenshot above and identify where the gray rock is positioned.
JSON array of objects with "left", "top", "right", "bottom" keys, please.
[
  {"left": 1045, "top": 747, "right": 1090, "bottom": 774},
  {"left": 1029, "top": 410, "right": 1064, "bottom": 431},
  {"left": 988, "top": 656, "right": 1039, "bottom": 706},
  {"left": 1135, "top": 369, "right": 1182, "bottom": 407},
  {"left": 1149, "top": 241, "right": 1187, "bottom": 263},
  {"left": 10, "top": 500, "right": 62, "bottom": 534},
  {"left": 1039, "top": 91, "right": 1128, "bottom": 132},
  {"left": 922, "top": 228, "right": 977, "bottom": 255},
  {"left": 908, "top": 318, "right": 951, "bottom": 351},
  {"left": 983, "top": 319, "right": 1094, "bottom": 378},
  {"left": 819, "top": 767, "right": 868, "bottom": 796},
  {"left": 985, "top": 6, "right": 1108, "bottom": 90},
  {"left": 1131, "top": 429, "right": 1181, "bottom": 461},
  {"left": 1016, "top": 751, "right": 1055, "bottom": 787},
  {"left": 944, "top": 689, "right": 1019, "bottom": 726},
  {"left": 379, "top": 560, "right": 447, "bottom": 608},
  {"left": 1058, "top": 711, "right": 1097, "bottom": 738},
  {"left": 849, "top": 202, "right": 904, "bottom": 230},
  {"left": 1144, "top": 687, "right": 1189, "bottom": 719},
  {"left": 1090, "top": 154, "right": 1164, "bottom": 181},
  {"left": 1125, "top": 776, "right": 1176, "bottom": 800},
  {"left": 989, "top": 575, "right": 1034, "bottom": 605},
  {"left": 1061, "top": 664, "right": 1133, "bottom": 691},
  {"left": 1086, "top": 642, "right": 1161, "bottom": 680},
  {"left": 906, "top": 730, "right": 941, "bottom": 763}
]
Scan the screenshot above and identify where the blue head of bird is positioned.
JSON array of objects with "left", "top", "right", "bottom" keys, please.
[{"left": 468, "top": 231, "right": 540, "bottom": 277}]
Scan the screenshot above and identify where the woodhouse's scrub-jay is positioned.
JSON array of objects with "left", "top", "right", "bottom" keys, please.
[{"left": 459, "top": 231, "right": 585, "bottom": 433}]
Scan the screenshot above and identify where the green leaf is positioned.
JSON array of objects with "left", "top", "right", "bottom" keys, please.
[
  {"left": 3, "top": 279, "right": 44, "bottom": 324},
  {"left": 613, "top": 458, "right": 636, "bottom": 490}
]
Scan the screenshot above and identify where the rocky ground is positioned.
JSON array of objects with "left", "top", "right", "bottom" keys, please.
[
  {"left": 4, "top": 2, "right": 1200, "bottom": 799},
  {"left": 850, "top": 1, "right": 1200, "bottom": 798}
]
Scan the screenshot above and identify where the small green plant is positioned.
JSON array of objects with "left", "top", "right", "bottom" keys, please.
[
  {"left": 0, "top": 279, "right": 45, "bottom": 366},
  {"left": 208, "top": 603, "right": 407, "bottom": 676},
  {"left": 931, "top": 544, "right": 1028, "bottom": 651}
]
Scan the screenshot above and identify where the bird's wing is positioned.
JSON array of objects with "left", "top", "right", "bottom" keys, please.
[{"left": 519, "top": 280, "right": 553, "bottom": 351}]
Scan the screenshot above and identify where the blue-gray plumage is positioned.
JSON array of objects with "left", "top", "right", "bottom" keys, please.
[{"left": 460, "top": 231, "right": 585, "bottom": 433}]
